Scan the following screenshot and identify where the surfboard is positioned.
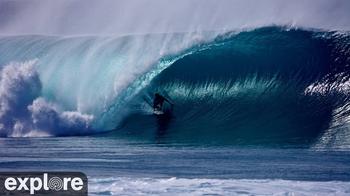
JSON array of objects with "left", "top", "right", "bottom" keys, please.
[{"left": 153, "top": 109, "right": 164, "bottom": 115}]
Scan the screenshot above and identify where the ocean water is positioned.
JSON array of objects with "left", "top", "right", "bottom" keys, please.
[
  {"left": 0, "top": 137, "right": 350, "bottom": 195},
  {"left": 1, "top": 26, "right": 350, "bottom": 194}
]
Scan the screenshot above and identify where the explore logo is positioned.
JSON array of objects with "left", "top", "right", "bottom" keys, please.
[{"left": 0, "top": 172, "right": 87, "bottom": 196}]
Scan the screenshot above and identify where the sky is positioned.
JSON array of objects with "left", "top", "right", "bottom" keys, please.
[{"left": 0, "top": 0, "right": 350, "bottom": 35}]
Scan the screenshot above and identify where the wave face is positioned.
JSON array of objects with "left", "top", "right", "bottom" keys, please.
[
  {"left": 1, "top": 26, "right": 350, "bottom": 146},
  {"left": 119, "top": 27, "right": 350, "bottom": 146}
]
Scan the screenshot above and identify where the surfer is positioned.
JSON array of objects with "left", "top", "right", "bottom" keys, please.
[
  {"left": 153, "top": 93, "right": 173, "bottom": 113},
  {"left": 153, "top": 93, "right": 173, "bottom": 142}
]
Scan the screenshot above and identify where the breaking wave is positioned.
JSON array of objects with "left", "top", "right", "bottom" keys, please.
[{"left": 1, "top": 26, "right": 350, "bottom": 147}]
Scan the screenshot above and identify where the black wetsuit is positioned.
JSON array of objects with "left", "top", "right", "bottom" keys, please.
[{"left": 153, "top": 94, "right": 169, "bottom": 111}]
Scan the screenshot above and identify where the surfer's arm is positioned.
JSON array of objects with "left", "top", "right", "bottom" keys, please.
[{"left": 164, "top": 97, "right": 174, "bottom": 105}]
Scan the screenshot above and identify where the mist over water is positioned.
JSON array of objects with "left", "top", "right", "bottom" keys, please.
[{"left": 0, "top": 0, "right": 350, "bottom": 35}]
